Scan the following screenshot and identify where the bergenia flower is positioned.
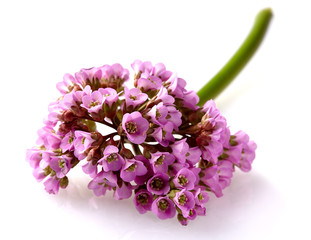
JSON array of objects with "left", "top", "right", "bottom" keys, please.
[
  {"left": 26, "top": 47, "right": 262, "bottom": 225},
  {"left": 98, "top": 87, "right": 119, "bottom": 107},
  {"left": 170, "top": 139, "right": 189, "bottom": 164},
  {"left": 147, "top": 172, "right": 170, "bottom": 195},
  {"left": 43, "top": 177, "right": 60, "bottom": 195},
  {"left": 124, "top": 87, "right": 148, "bottom": 108},
  {"left": 134, "top": 189, "right": 153, "bottom": 214},
  {"left": 120, "top": 158, "right": 147, "bottom": 182},
  {"left": 60, "top": 131, "right": 75, "bottom": 152},
  {"left": 88, "top": 170, "right": 118, "bottom": 196},
  {"left": 49, "top": 155, "right": 71, "bottom": 178},
  {"left": 150, "top": 122, "right": 175, "bottom": 147},
  {"left": 122, "top": 111, "right": 149, "bottom": 144},
  {"left": 99, "top": 145, "right": 125, "bottom": 172},
  {"left": 56, "top": 73, "right": 77, "bottom": 95},
  {"left": 194, "top": 188, "right": 210, "bottom": 207},
  {"left": 150, "top": 152, "right": 175, "bottom": 173},
  {"left": 173, "top": 190, "right": 195, "bottom": 218},
  {"left": 73, "top": 131, "right": 96, "bottom": 160},
  {"left": 229, "top": 131, "right": 257, "bottom": 172},
  {"left": 173, "top": 168, "right": 196, "bottom": 190},
  {"left": 113, "top": 182, "right": 133, "bottom": 200},
  {"left": 151, "top": 197, "right": 176, "bottom": 220}
]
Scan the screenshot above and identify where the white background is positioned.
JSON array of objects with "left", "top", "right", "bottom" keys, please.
[{"left": 1, "top": 0, "right": 310, "bottom": 239}]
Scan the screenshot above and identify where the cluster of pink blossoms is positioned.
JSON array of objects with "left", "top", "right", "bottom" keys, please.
[{"left": 26, "top": 60, "right": 256, "bottom": 225}]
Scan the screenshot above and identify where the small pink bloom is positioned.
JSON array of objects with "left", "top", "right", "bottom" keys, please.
[
  {"left": 173, "top": 168, "right": 196, "bottom": 190},
  {"left": 88, "top": 171, "right": 118, "bottom": 197},
  {"left": 170, "top": 139, "right": 189, "bottom": 164},
  {"left": 156, "top": 86, "right": 175, "bottom": 105},
  {"left": 150, "top": 152, "right": 175, "bottom": 173},
  {"left": 56, "top": 73, "right": 77, "bottom": 95},
  {"left": 82, "top": 161, "right": 98, "bottom": 178},
  {"left": 120, "top": 158, "right": 147, "bottom": 182},
  {"left": 81, "top": 91, "right": 103, "bottom": 113},
  {"left": 173, "top": 190, "right": 195, "bottom": 218},
  {"left": 186, "top": 147, "right": 202, "bottom": 166},
  {"left": 147, "top": 173, "right": 170, "bottom": 195},
  {"left": 124, "top": 87, "right": 148, "bottom": 108},
  {"left": 113, "top": 182, "right": 133, "bottom": 200},
  {"left": 151, "top": 197, "right": 176, "bottom": 220},
  {"left": 182, "top": 90, "right": 199, "bottom": 110},
  {"left": 137, "top": 75, "right": 162, "bottom": 91},
  {"left": 166, "top": 74, "right": 187, "bottom": 98},
  {"left": 151, "top": 122, "right": 175, "bottom": 147},
  {"left": 73, "top": 131, "right": 95, "bottom": 160},
  {"left": 26, "top": 148, "right": 43, "bottom": 169},
  {"left": 43, "top": 177, "right": 60, "bottom": 194},
  {"left": 49, "top": 155, "right": 71, "bottom": 178},
  {"left": 60, "top": 131, "right": 75, "bottom": 152},
  {"left": 36, "top": 126, "right": 61, "bottom": 150},
  {"left": 194, "top": 188, "right": 209, "bottom": 207},
  {"left": 99, "top": 145, "right": 125, "bottom": 172},
  {"left": 98, "top": 87, "right": 119, "bottom": 107},
  {"left": 134, "top": 189, "right": 153, "bottom": 214},
  {"left": 134, "top": 155, "right": 154, "bottom": 185},
  {"left": 122, "top": 111, "right": 149, "bottom": 144}
]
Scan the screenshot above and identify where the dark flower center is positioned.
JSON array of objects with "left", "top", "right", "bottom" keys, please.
[
  {"left": 126, "top": 163, "right": 137, "bottom": 172},
  {"left": 130, "top": 95, "right": 137, "bottom": 100},
  {"left": 156, "top": 109, "right": 161, "bottom": 118},
  {"left": 155, "top": 155, "right": 165, "bottom": 165},
  {"left": 125, "top": 121, "right": 137, "bottom": 134},
  {"left": 150, "top": 177, "right": 164, "bottom": 190},
  {"left": 189, "top": 209, "right": 194, "bottom": 216},
  {"left": 106, "top": 153, "right": 118, "bottom": 163},
  {"left": 58, "top": 159, "right": 65, "bottom": 168},
  {"left": 198, "top": 193, "right": 203, "bottom": 201},
  {"left": 178, "top": 193, "right": 188, "bottom": 205},
  {"left": 136, "top": 193, "right": 149, "bottom": 205},
  {"left": 162, "top": 130, "right": 167, "bottom": 138},
  {"left": 178, "top": 174, "right": 188, "bottom": 186},
  {"left": 89, "top": 100, "right": 99, "bottom": 107},
  {"left": 157, "top": 199, "right": 169, "bottom": 211}
]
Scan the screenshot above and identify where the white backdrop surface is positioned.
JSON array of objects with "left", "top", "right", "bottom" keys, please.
[{"left": 0, "top": 1, "right": 310, "bottom": 239}]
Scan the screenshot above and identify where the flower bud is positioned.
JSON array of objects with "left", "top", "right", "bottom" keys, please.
[{"left": 59, "top": 176, "right": 69, "bottom": 189}]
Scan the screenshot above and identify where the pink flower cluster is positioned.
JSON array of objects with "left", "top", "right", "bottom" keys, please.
[{"left": 26, "top": 60, "right": 256, "bottom": 225}]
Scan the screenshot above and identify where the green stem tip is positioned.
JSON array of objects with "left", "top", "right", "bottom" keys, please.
[{"left": 197, "top": 8, "right": 273, "bottom": 106}]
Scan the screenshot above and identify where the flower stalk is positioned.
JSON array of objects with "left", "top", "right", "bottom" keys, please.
[{"left": 197, "top": 8, "right": 273, "bottom": 106}]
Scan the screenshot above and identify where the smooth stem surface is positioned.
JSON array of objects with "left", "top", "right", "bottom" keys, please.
[{"left": 197, "top": 8, "right": 273, "bottom": 106}]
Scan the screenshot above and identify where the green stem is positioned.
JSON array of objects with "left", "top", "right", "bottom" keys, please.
[{"left": 197, "top": 8, "right": 273, "bottom": 106}]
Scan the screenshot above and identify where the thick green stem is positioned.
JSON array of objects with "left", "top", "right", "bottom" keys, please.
[{"left": 197, "top": 8, "right": 273, "bottom": 106}]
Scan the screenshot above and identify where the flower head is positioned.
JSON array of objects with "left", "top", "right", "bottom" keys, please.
[{"left": 27, "top": 60, "right": 257, "bottom": 226}]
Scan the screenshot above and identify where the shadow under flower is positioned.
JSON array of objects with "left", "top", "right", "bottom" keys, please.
[{"left": 50, "top": 169, "right": 283, "bottom": 240}]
